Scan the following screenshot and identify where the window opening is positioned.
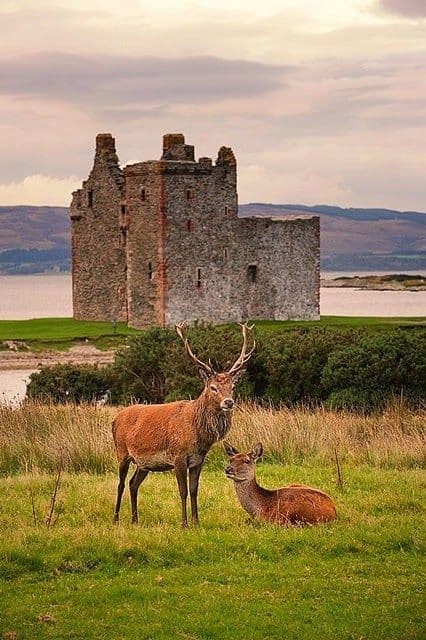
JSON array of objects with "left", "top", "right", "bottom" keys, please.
[
  {"left": 187, "top": 219, "right": 193, "bottom": 232},
  {"left": 120, "top": 204, "right": 126, "bottom": 216},
  {"left": 141, "top": 188, "right": 146, "bottom": 201},
  {"left": 88, "top": 190, "right": 93, "bottom": 208},
  {"left": 196, "top": 268, "right": 202, "bottom": 289},
  {"left": 148, "top": 262, "right": 153, "bottom": 281},
  {"left": 224, "top": 206, "right": 229, "bottom": 215},
  {"left": 247, "top": 264, "right": 257, "bottom": 283},
  {"left": 224, "top": 248, "right": 228, "bottom": 261},
  {"left": 186, "top": 188, "right": 193, "bottom": 200}
]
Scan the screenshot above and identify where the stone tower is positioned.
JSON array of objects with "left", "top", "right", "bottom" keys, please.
[
  {"left": 70, "top": 133, "right": 320, "bottom": 328},
  {"left": 70, "top": 133, "right": 127, "bottom": 321}
]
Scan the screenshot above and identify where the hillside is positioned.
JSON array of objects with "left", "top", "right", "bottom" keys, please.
[
  {"left": 0, "top": 206, "right": 70, "bottom": 251},
  {"left": 0, "top": 204, "right": 425, "bottom": 273}
]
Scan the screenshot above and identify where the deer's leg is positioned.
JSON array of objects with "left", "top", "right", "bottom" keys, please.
[
  {"left": 114, "top": 457, "right": 130, "bottom": 524},
  {"left": 189, "top": 463, "right": 203, "bottom": 526},
  {"left": 129, "top": 468, "right": 149, "bottom": 525},
  {"left": 175, "top": 459, "right": 189, "bottom": 528}
]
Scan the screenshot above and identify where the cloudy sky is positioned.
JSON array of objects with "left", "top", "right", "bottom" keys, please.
[{"left": 1, "top": 0, "right": 425, "bottom": 209}]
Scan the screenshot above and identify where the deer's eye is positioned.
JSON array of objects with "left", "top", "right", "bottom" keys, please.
[{"left": 210, "top": 385, "right": 218, "bottom": 393}]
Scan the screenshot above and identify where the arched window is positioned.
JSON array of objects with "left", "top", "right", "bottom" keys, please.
[{"left": 141, "top": 188, "right": 146, "bottom": 201}]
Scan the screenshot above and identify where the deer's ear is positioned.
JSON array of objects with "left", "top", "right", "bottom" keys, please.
[
  {"left": 224, "top": 442, "right": 239, "bottom": 457},
  {"left": 250, "top": 442, "right": 263, "bottom": 461},
  {"left": 231, "top": 369, "right": 246, "bottom": 384},
  {"left": 197, "top": 367, "right": 210, "bottom": 382}
]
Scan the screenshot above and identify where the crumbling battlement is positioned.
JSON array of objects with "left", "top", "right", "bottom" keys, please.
[{"left": 70, "top": 133, "right": 320, "bottom": 327}]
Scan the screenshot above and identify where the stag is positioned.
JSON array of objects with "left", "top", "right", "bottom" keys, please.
[
  {"left": 224, "top": 443, "right": 337, "bottom": 526},
  {"left": 112, "top": 323, "right": 255, "bottom": 527}
]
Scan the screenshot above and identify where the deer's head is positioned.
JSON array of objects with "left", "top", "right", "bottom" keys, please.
[
  {"left": 224, "top": 442, "right": 263, "bottom": 482},
  {"left": 176, "top": 322, "right": 255, "bottom": 413}
]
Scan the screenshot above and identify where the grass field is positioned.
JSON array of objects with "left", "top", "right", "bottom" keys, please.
[
  {"left": 0, "top": 316, "right": 424, "bottom": 352},
  {"left": 1, "top": 466, "right": 424, "bottom": 640},
  {"left": 0, "top": 402, "right": 425, "bottom": 638},
  {"left": 0, "top": 318, "right": 140, "bottom": 352}
]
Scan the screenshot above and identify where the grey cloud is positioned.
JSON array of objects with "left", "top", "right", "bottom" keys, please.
[
  {"left": 0, "top": 53, "right": 288, "bottom": 111},
  {"left": 378, "top": 0, "right": 426, "bottom": 17}
]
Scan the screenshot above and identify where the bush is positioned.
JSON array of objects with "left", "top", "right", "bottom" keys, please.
[
  {"left": 322, "top": 330, "right": 426, "bottom": 411},
  {"left": 110, "top": 327, "right": 176, "bottom": 404},
  {"left": 27, "top": 364, "right": 112, "bottom": 404},
  {"left": 250, "top": 328, "right": 359, "bottom": 405}
]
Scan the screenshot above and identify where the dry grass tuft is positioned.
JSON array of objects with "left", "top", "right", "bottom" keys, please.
[
  {"left": 232, "top": 401, "right": 425, "bottom": 468},
  {"left": 0, "top": 402, "right": 116, "bottom": 474},
  {"left": 0, "top": 400, "right": 424, "bottom": 475}
]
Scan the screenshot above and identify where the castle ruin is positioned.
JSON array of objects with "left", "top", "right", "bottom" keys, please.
[{"left": 70, "top": 133, "right": 320, "bottom": 328}]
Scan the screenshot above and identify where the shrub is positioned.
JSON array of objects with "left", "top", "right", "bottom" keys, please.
[
  {"left": 110, "top": 327, "right": 176, "bottom": 404},
  {"left": 27, "top": 364, "right": 112, "bottom": 404},
  {"left": 322, "top": 330, "right": 426, "bottom": 411},
  {"left": 251, "top": 328, "right": 359, "bottom": 405}
]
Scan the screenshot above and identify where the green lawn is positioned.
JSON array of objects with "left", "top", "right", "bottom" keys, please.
[
  {"left": 0, "top": 316, "right": 424, "bottom": 346},
  {"left": 0, "top": 318, "right": 140, "bottom": 351},
  {"left": 1, "top": 465, "right": 424, "bottom": 639},
  {"left": 0, "top": 318, "right": 139, "bottom": 340},
  {"left": 252, "top": 315, "right": 425, "bottom": 329}
]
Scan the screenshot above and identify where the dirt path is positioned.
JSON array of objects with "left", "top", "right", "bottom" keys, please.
[{"left": 0, "top": 344, "right": 114, "bottom": 371}]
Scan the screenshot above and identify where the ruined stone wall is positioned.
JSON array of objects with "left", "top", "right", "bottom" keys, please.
[
  {"left": 124, "top": 162, "right": 163, "bottom": 328},
  {"left": 70, "top": 134, "right": 127, "bottom": 321},
  {"left": 236, "top": 216, "right": 320, "bottom": 320},
  {"left": 163, "top": 147, "right": 241, "bottom": 325}
]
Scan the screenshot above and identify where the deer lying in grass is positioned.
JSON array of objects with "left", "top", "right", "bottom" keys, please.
[
  {"left": 224, "top": 443, "right": 337, "bottom": 526},
  {"left": 112, "top": 323, "right": 255, "bottom": 527}
]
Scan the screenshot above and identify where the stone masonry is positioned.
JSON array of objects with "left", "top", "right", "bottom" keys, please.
[{"left": 70, "top": 133, "right": 320, "bottom": 328}]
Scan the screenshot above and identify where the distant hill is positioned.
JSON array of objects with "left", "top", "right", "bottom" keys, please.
[
  {"left": 0, "top": 204, "right": 425, "bottom": 273},
  {"left": 0, "top": 206, "right": 70, "bottom": 274},
  {"left": 0, "top": 206, "right": 70, "bottom": 252}
]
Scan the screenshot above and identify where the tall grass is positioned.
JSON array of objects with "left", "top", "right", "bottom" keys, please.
[{"left": 0, "top": 400, "right": 424, "bottom": 475}]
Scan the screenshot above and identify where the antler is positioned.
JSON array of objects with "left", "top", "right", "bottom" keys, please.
[
  {"left": 227, "top": 322, "right": 256, "bottom": 375},
  {"left": 175, "top": 322, "right": 215, "bottom": 376}
]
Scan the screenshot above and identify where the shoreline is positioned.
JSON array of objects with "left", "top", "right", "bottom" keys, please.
[
  {"left": 321, "top": 275, "right": 425, "bottom": 291},
  {"left": 0, "top": 345, "right": 114, "bottom": 371}
]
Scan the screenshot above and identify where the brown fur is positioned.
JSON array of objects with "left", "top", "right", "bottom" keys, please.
[
  {"left": 112, "top": 323, "right": 255, "bottom": 527},
  {"left": 224, "top": 443, "right": 337, "bottom": 527}
]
